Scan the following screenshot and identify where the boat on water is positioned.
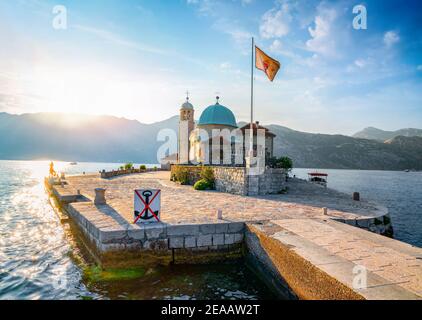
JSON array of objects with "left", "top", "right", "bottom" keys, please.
[
  {"left": 69, "top": 162, "right": 78, "bottom": 165},
  {"left": 308, "top": 172, "right": 328, "bottom": 187}
]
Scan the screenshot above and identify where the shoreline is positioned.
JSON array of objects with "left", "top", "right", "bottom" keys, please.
[
  {"left": 44, "top": 171, "right": 422, "bottom": 300},
  {"left": 1, "top": 159, "right": 421, "bottom": 173}
]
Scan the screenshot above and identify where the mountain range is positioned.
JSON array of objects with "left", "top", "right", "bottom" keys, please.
[
  {"left": 0, "top": 112, "right": 421, "bottom": 171},
  {"left": 353, "top": 127, "right": 422, "bottom": 141}
]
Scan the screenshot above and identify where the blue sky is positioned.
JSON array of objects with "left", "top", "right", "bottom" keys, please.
[{"left": 0, "top": 0, "right": 421, "bottom": 134}]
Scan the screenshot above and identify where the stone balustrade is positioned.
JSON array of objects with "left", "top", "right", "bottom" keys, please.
[{"left": 100, "top": 168, "right": 162, "bottom": 179}]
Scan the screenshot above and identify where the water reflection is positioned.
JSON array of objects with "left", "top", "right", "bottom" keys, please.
[{"left": 0, "top": 160, "right": 275, "bottom": 300}]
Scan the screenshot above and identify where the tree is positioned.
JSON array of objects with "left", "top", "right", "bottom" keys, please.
[
  {"left": 279, "top": 157, "right": 293, "bottom": 172},
  {"left": 267, "top": 156, "right": 293, "bottom": 172}
]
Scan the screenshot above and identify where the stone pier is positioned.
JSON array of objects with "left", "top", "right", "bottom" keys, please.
[{"left": 45, "top": 171, "right": 421, "bottom": 300}]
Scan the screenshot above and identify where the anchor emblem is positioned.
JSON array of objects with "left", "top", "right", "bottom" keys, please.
[{"left": 134, "top": 189, "right": 161, "bottom": 223}]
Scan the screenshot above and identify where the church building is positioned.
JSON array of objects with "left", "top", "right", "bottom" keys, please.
[{"left": 175, "top": 95, "right": 276, "bottom": 167}]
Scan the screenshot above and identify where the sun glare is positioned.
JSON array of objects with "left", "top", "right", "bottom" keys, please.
[{"left": 20, "top": 62, "right": 175, "bottom": 123}]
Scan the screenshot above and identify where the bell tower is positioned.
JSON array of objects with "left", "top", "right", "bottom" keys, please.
[{"left": 178, "top": 92, "right": 195, "bottom": 164}]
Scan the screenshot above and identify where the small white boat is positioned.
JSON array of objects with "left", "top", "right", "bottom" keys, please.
[{"left": 308, "top": 172, "right": 328, "bottom": 187}]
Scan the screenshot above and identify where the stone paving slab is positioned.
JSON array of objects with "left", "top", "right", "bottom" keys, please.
[
  {"left": 64, "top": 172, "right": 387, "bottom": 226},
  {"left": 49, "top": 172, "right": 422, "bottom": 299},
  {"left": 268, "top": 219, "right": 422, "bottom": 298}
]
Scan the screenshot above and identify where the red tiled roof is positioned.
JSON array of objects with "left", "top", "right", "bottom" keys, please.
[{"left": 239, "top": 123, "right": 276, "bottom": 137}]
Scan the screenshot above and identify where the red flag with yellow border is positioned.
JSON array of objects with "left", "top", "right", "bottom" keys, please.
[{"left": 255, "top": 46, "right": 281, "bottom": 81}]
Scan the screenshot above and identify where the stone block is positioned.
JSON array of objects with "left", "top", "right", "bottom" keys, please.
[
  {"left": 345, "top": 219, "right": 357, "bottom": 226},
  {"left": 197, "top": 234, "right": 212, "bottom": 247},
  {"left": 356, "top": 219, "right": 370, "bottom": 228},
  {"left": 228, "top": 222, "right": 245, "bottom": 233},
  {"left": 167, "top": 224, "right": 200, "bottom": 236},
  {"left": 199, "top": 223, "right": 216, "bottom": 234},
  {"left": 87, "top": 221, "right": 100, "bottom": 238},
  {"left": 224, "top": 233, "right": 235, "bottom": 245},
  {"left": 215, "top": 223, "right": 229, "bottom": 233},
  {"left": 144, "top": 224, "right": 166, "bottom": 239},
  {"left": 184, "top": 236, "right": 197, "bottom": 248},
  {"left": 100, "top": 242, "right": 127, "bottom": 252},
  {"left": 143, "top": 238, "right": 169, "bottom": 251},
  {"left": 127, "top": 225, "right": 145, "bottom": 240},
  {"left": 233, "top": 233, "right": 244, "bottom": 243},
  {"left": 169, "top": 237, "right": 184, "bottom": 249},
  {"left": 212, "top": 233, "right": 225, "bottom": 246},
  {"left": 99, "top": 227, "right": 127, "bottom": 244}
]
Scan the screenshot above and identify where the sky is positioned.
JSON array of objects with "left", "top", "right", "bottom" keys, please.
[{"left": 0, "top": 0, "right": 421, "bottom": 135}]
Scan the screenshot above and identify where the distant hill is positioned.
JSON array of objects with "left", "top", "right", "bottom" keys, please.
[
  {"left": 353, "top": 127, "right": 422, "bottom": 141},
  {"left": 267, "top": 124, "right": 422, "bottom": 170},
  {"left": 0, "top": 112, "right": 421, "bottom": 170},
  {"left": 0, "top": 112, "right": 178, "bottom": 163}
]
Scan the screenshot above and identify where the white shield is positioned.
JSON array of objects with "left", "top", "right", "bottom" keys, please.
[{"left": 134, "top": 189, "right": 161, "bottom": 224}]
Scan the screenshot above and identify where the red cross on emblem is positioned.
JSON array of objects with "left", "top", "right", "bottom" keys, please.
[{"left": 133, "top": 189, "right": 161, "bottom": 224}]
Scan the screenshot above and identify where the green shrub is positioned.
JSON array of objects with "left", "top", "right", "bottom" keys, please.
[
  {"left": 139, "top": 165, "right": 147, "bottom": 171},
  {"left": 153, "top": 166, "right": 158, "bottom": 171},
  {"left": 194, "top": 179, "right": 213, "bottom": 191},
  {"left": 124, "top": 163, "right": 134, "bottom": 170},
  {"left": 200, "top": 166, "right": 214, "bottom": 183},
  {"left": 173, "top": 165, "right": 189, "bottom": 185}
]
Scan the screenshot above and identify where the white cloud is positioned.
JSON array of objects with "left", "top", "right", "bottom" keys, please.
[
  {"left": 269, "top": 39, "right": 297, "bottom": 59},
  {"left": 259, "top": 3, "right": 292, "bottom": 39},
  {"left": 306, "top": 7, "right": 337, "bottom": 57},
  {"left": 383, "top": 31, "right": 400, "bottom": 47},
  {"left": 212, "top": 19, "right": 253, "bottom": 54},
  {"left": 220, "top": 62, "right": 231, "bottom": 70},
  {"left": 270, "top": 39, "right": 283, "bottom": 52},
  {"left": 186, "top": 0, "right": 217, "bottom": 16},
  {"left": 354, "top": 59, "right": 367, "bottom": 68}
]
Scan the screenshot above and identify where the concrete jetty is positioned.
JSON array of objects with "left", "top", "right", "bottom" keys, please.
[{"left": 45, "top": 171, "right": 422, "bottom": 300}]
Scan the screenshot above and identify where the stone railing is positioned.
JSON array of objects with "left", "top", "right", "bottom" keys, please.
[{"left": 100, "top": 168, "right": 161, "bottom": 179}]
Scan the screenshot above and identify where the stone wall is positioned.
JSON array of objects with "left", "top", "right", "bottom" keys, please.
[
  {"left": 66, "top": 201, "right": 244, "bottom": 266},
  {"left": 171, "top": 165, "right": 247, "bottom": 195},
  {"left": 171, "top": 165, "right": 287, "bottom": 196},
  {"left": 213, "top": 167, "right": 246, "bottom": 195},
  {"left": 101, "top": 168, "right": 161, "bottom": 179},
  {"left": 257, "top": 168, "right": 287, "bottom": 195},
  {"left": 243, "top": 168, "right": 288, "bottom": 196},
  {"left": 333, "top": 213, "right": 394, "bottom": 237}
]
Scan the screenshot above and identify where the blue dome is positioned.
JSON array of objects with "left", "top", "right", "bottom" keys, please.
[{"left": 198, "top": 103, "right": 237, "bottom": 128}]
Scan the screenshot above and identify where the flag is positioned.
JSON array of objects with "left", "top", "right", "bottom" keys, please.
[{"left": 255, "top": 46, "right": 281, "bottom": 81}]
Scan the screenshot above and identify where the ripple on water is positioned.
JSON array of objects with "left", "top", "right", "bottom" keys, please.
[{"left": 0, "top": 160, "right": 276, "bottom": 300}]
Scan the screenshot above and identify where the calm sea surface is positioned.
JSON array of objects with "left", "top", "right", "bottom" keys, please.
[
  {"left": 0, "top": 161, "right": 420, "bottom": 300},
  {"left": 0, "top": 160, "right": 275, "bottom": 300},
  {"left": 293, "top": 168, "right": 422, "bottom": 247}
]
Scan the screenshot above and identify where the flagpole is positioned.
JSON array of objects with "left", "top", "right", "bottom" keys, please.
[{"left": 249, "top": 37, "right": 254, "bottom": 162}]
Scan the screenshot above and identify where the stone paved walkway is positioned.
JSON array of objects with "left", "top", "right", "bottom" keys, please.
[
  {"left": 259, "top": 218, "right": 422, "bottom": 298},
  {"left": 64, "top": 172, "right": 386, "bottom": 225},
  {"left": 53, "top": 172, "right": 421, "bottom": 299}
]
